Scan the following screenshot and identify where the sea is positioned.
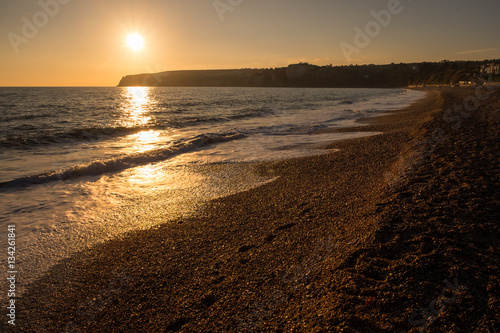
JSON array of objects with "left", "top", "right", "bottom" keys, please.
[{"left": 0, "top": 87, "right": 426, "bottom": 291}]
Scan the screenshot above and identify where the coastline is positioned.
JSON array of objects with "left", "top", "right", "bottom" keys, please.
[{"left": 9, "top": 87, "right": 499, "bottom": 332}]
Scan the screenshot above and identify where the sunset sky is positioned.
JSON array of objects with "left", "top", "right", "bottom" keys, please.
[{"left": 1, "top": 0, "right": 499, "bottom": 86}]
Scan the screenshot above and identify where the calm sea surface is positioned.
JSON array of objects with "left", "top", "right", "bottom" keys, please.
[{"left": 0, "top": 87, "right": 425, "bottom": 288}]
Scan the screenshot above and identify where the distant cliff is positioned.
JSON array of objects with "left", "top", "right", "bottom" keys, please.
[{"left": 118, "top": 60, "right": 500, "bottom": 88}]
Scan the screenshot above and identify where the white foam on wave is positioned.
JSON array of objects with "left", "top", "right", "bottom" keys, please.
[{"left": 0, "top": 133, "right": 245, "bottom": 189}]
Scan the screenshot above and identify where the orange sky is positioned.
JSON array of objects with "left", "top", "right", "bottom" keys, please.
[{"left": 1, "top": 0, "right": 499, "bottom": 86}]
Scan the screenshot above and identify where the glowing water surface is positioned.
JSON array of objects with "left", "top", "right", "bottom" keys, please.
[{"left": 0, "top": 87, "right": 426, "bottom": 298}]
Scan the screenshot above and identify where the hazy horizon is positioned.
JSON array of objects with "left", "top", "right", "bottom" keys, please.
[{"left": 1, "top": 0, "right": 500, "bottom": 86}]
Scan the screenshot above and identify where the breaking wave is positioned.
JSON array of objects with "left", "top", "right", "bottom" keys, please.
[{"left": 0, "top": 133, "right": 245, "bottom": 189}]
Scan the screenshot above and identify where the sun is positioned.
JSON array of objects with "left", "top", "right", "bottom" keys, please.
[{"left": 126, "top": 33, "right": 144, "bottom": 51}]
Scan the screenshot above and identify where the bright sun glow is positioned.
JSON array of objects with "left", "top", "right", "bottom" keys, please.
[{"left": 126, "top": 33, "right": 144, "bottom": 51}]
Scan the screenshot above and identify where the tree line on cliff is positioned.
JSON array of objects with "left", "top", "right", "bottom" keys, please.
[{"left": 118, "top": 60, "right": 499, "bottom": 88}]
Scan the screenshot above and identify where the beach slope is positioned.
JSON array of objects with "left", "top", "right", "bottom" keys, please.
[{"left": 9, "top": 87, "right": 500, "bottom": 332}]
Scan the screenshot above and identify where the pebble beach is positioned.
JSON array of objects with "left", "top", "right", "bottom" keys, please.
[{"left": 7, "top": 86, "right": 499, "bottom": 332}]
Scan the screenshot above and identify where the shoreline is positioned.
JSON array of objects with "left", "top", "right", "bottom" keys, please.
[
  {"left": 0, "top": 87, "right": 422, "bottom": 303},
  {"left": 7, "top": 87, "right": 499, "bottom": 332}
]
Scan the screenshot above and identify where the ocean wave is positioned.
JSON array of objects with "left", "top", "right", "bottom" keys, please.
[
  {"left": 339, "top": 100, "right": 354, "bottom": 105},
  {"left": 0, "top": 126, "right": 162, "bottom": 148},
  {"left": 0, "top": 113, "right": 52, "bottom": 122},
  {"left": 0, "top": 107, "right": 271, "bottom": 148},
  {"left": 0, "top": 133, "right": 245, "bottom": 190}
]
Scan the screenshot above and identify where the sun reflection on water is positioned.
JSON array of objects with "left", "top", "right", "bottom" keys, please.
[
  {"left": 120, "top": 87, "right": 153, "bottom": 127},
  {"left": 126, "top": 163, "right": 167, "bottom": 187},
  {"left": 127, "top": 130, "right": 163, "bottom": 152},
  {"left": 120, "top": 162, "right": 205, "bottom": 192},
  {"left": 115, "top": 87, "right": 171, "bottom": 153},
  {"left": 132, "top": 129, "right": 160, "bottom": 142}
]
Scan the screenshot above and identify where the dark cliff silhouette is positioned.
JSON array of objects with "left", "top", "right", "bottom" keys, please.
[{"left": 118, "top": 60, "right": 500, "bottom": 88}]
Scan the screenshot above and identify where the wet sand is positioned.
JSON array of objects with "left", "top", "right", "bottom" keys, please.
[{"left": 8, "top": 86, "right": 500, "bottom": 332}]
